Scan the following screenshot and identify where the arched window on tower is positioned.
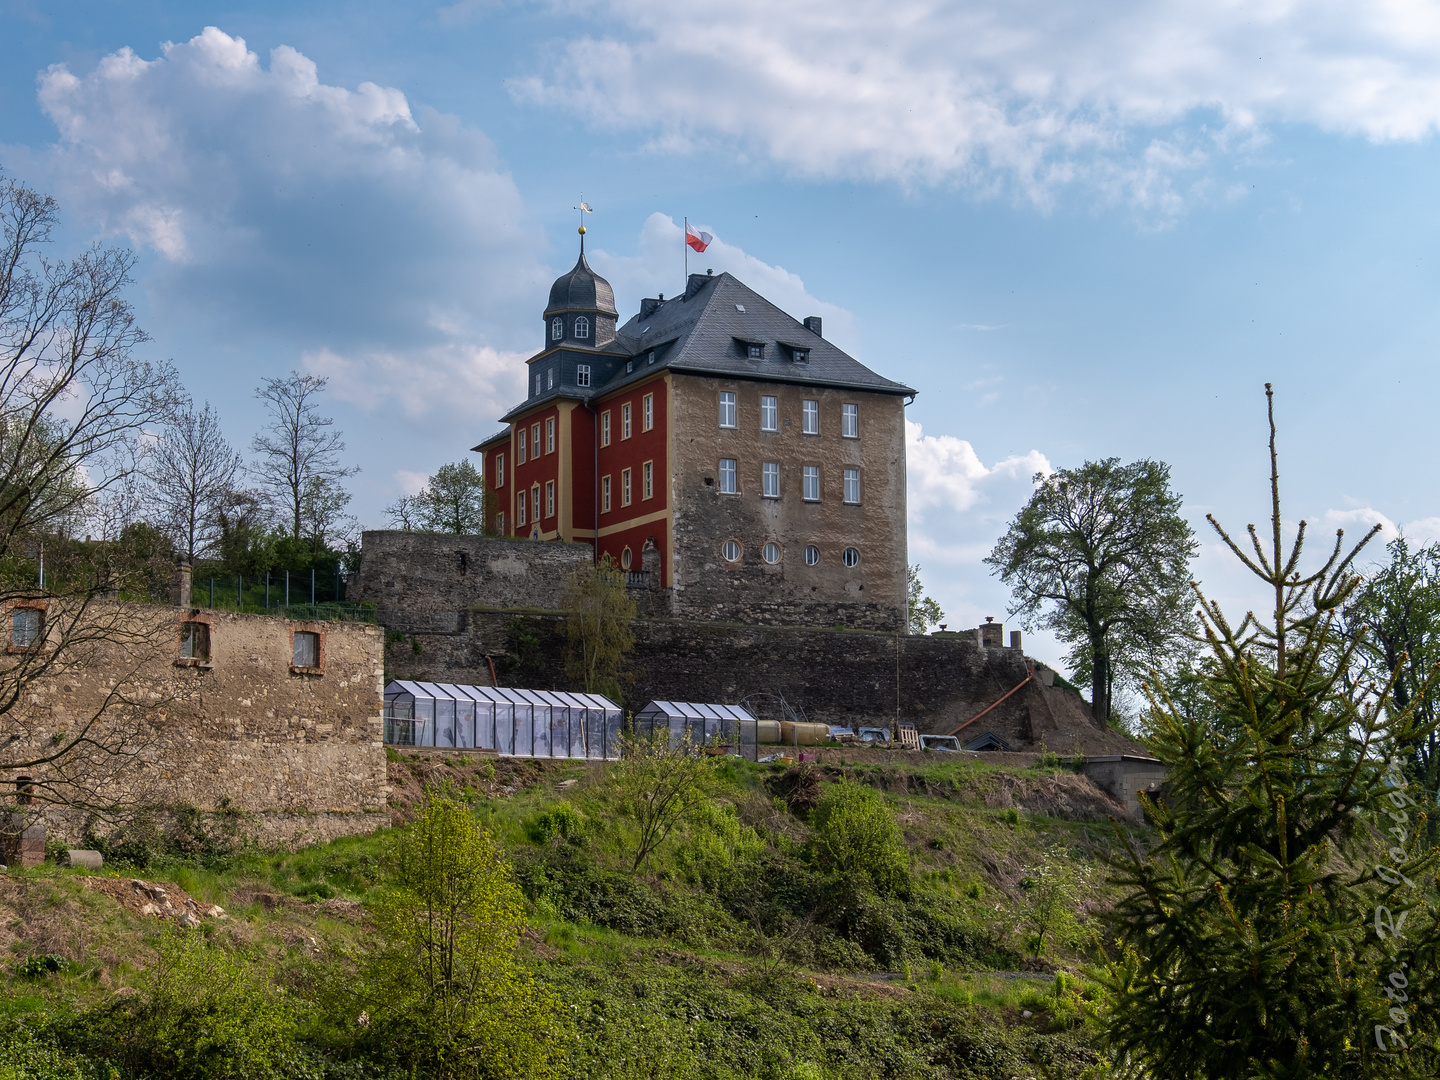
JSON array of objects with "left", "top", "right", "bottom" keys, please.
[
  {"left": 574, "top": 316, "right": 590, "bottom": 339},
  {"left": 551, "top": 317, "right": 563, "bottom": 341}
]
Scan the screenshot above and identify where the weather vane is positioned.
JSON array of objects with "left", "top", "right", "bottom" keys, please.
[{"left": 574, "top": 194, "right": 593, "bottom": 251}]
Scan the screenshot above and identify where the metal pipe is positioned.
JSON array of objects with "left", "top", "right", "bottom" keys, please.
[{"left": 947, "top": 663, "right": 1035, "bottom": 737}]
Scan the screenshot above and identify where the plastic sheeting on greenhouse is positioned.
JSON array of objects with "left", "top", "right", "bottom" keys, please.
[
  {"left": 383, "top": 682, "right": 622, "bottom": 760},
  {"left": 633, "top": 700, "right": 759, "bottom": 761}
]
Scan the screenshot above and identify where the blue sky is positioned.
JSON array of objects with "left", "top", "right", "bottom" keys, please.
[{"left": 3, "top": 0, "right": 1440, "bottom": 680}]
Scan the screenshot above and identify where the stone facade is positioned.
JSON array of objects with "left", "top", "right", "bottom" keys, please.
[
  {"left": 1, "top": 602, "right": 389, "bottom": 846},
  {"left": 350, "top": 531, "right": 593, "bottom": 632}
]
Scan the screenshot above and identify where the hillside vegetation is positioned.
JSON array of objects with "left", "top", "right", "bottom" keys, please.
[{"left": 0, "top": 750, "right": 1141, "bottom": 1079}]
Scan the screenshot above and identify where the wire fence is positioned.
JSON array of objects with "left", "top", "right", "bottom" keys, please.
[{"left": 195, "top": 569, "right": 376, "bottom": 623}]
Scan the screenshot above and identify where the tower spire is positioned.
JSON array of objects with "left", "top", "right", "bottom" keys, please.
[{"left": 573, "top": 194, "right": 593, "bottom": 254}]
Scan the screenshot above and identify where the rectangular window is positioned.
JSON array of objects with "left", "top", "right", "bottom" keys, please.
[
  {"left": 293, "top": 630, "right": 320, "bottom": 669},
  {"left": 719, "top": 458, "right": 737, "bottom": 494},
  {"left": 621, "top": 468, "right": 632, "bottom": 506},
  {"left": 719, "top": 391, "right": 737, "bottom": 428},
  {"left": 842, "top": 403, "right": 859, "bottom": 438},
  {"left": 518, "top": 491, "right": 527, "bottom": 525},
  {"left": 495, "top": 453, "right": 505, "bottom": 487},
  {"left": 803, "top": 465, "right": 820, "bottom": 501},
  {"left": 545, "top": 480, "right": 555, "bottom": 517},
  {"left": 602, "top": 475, "right": 612, "bottom": 513},
  {"left": 601, "top": 410, "right": 611, "bottom": 446},
  {"left": 496, "top": 512, "right": 505, "bottom": 535},
  {"left": 531, "top": 485, "right": 541, "bottom": 523},
  {"left": 746, "top": 343, "right": 763, "bottom": 359},
  {"left": 762, "top": 461, "right": 780, "bottom": 498},
  {"left": 622, "top": 403, "right": 632, "bottom": 439},
  {"left": 577, "top": 364, "right": 591, "bottom": 387},
  {"left": 179, "top": 621, "right": 209, "bottom": 661},
  {"left": 844, "top": 467, "right": 861, "bottom": 504},
  {"left": 534, "top": 373, "right": 541, "bottom": 395},
  {"left": 10, "top": 608, "right": 40, "bottom": 649},
  {"left": 546, "top": 368, "right": 554, "bottom": 390},
  {"left": 760, "top": 396, "right": 778, "bottom": 432},
  {"left": 643, "top": 393, "right": 654, "bottom": 432},
  {"left": 802, "top": 399, "right": 819, "bottom": 434},
  {"left": 531, "top": 424, "right": 540, "bottom": 459},
  {"left": 643, "top": 461, "right": 654, "bottom": 500},
  {"left": 546, "top": 418, "right": 555, "bottom": 453},
  {"left": 517, "top": 434, "right": 526, "bottom": 465}
]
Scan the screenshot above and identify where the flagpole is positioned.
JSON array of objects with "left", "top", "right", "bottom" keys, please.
[{"left": 684, "top": 216, "right": 688, "bottom": 281}]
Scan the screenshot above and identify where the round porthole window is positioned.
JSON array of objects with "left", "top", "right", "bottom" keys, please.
[
  {"left": 804, "top": 545, "right": 820, "bottom": 566},
  {"left": 843, "top": 547, "right": 860, "bottom": 568},
  {"left": 722, "top": 540, "right": 742, "bottom": 562},
  {"left": 763, "top": 542, "right": 781, "bottom": 564},
  {"left": 621, "top": 547, "right": 633, "bottom": 569}
]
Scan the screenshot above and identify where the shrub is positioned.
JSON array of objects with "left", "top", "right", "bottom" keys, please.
[
  {"left": 526, "top": 801, "right": 587, "bottom": 846},
  {"left": 808, "top": 780, "right": 909, "bottom": 896}
]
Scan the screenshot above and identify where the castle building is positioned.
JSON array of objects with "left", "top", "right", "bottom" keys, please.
[{"left": 473, "top": 241, "right": 916, "bottom": 631}]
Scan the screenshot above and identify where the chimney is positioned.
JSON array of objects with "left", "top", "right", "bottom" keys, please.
[
  {"left": 980, "top": 617, "right": 1004, "bottom": 649},
  {"left": 685, "top": 273, "right": 709, "bottom": 299},
  {"left": 639, "top": 297, "right": 662, "bottom": 319},
  {"left": 171, "top": 558, "right": 192, "bottom": 609},
  {"left": 803, "top": 316, "right": 823, "bottom": 337},
  {"left": 1010, "top": 630, "right": 1023, "bottom": 652}
]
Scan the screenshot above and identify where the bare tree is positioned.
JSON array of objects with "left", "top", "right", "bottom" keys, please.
[
  {"left": 0, "top": 172, "right": 184, "bottom": 811},
  {"left": 143, "top": 399, "right": 243, "bottom": 562},
  {"left": 250, "top": 372, "right": 357, "bottom": 542}
]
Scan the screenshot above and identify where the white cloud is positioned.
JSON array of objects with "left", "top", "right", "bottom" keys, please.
[
  {"left": 27, "top": 27, "right": 549, "bottom": 428},
  {"left": 515, "top": 0, "right": 1440, "bottom": 209},
  {"left": 906, "top": 419, "right": 1050, "bottom": 519},
  {"left": 586, "top": 213, "right": 858, "bottom": 354}
]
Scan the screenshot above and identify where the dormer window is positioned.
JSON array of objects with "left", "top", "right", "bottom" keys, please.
[
  {"left": 792, "top": 348, "right": 809, "bottom": 363},
  {"left": 647, "top": 351, "right": 656, "bottom": 365},
  {"left": 574, "top": 316, "right": 590, "bottom": 339},
  {"left": 747, "top": 343, "right": 763, "bottom": 360},
  {"left": 551, "top": 317, "right": 563, "bottom": 341}
]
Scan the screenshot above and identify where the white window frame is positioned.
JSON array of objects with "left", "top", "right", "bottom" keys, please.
[
  {"left": 601, "top": 410, "right": 611, "bottom": 447},
  {"left": 643, "top": 460, "right": 654, "bottom": 500},
  {"left": 574, "top": 316, "right": 590, "bottom": 339},
  {"left": 802, "top": 399, "right": 819, "bottom": 435},
  {"left": 577, "top": 364, "right": 591, "bottom": 387},
  {"left": 719, "top": 392, "right": 737, "bottom": 429},
  {"left": 602, "top": 475, "right": 612, "bottom": 513},
  {"left": 534, "top": 373, "right": 541, "bottom": 395},
  {"left": 531, "top": 424, "right": 541, "bottom": 459},
  {"left": 496, "top": 512, "right": 505, "bottom": 536},
  {"left": 643, "top": 393, "right": 654, "bottom": 432},
  {"left": 551, "top": 317, "right": 563, "bottom": 341},
  {"left": 622, "top": 403, "right": 632, "bottom": 439},
  {"left": 722, "top": 540, "right": 742, "bottom": 562},
  {"left": 546, "top": 480, "right": 555, "bottom": 518},
  {"left": 621, "top": 468, "right": 632, "bottom": 506},
  {"left": 546, "top": 417, "right": 555, "bottom": 453},
  {"left": 762, "top": 461, "right": 780, "bottom": 499},
  {"left": 719, "top": 458, "right": 737, "bottom": 494},
  {"left": 495, "top": 453, "right": 505, "bottom": 488},
  {"left": 803, "top": 465, "right": 820, "bottom": 502},
  {"left": 804, "top": 545, "right": 820, "bottom": 566},
  {"left": 517, "top": 434, "right": 526, "bottom": 465},
  {"left": 844, "top": 467, "right": 861, "bottom": 504},
  {"left": 843, "top": 547, "right": 860, "bottom": 568},
  {"left": 517, "top": 491, "right": 527, "bottom": 526},
  {"left": 531, "top": 484, "right": 541, "bottom": 523},
  {"left": 762, "top": 542, "right": 781, "bottom": 564},
  {"left": 760, "top": 396, "right": 778, "bottom": 432},
  {"left": 842, "top": 403, "right": 859, "bottom": 438}
]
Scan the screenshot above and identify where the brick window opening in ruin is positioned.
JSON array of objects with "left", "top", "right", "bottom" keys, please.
[
  {"left": 762, "top": 462, "right": 780, "bottom": 498},
  {"left": 622, "top": 468, "right": 632, "bottom": 507},
  {"left": 546, "top": 418, "right": 555, "bottom": 453},
  {"left": 842, "top": 403, "right": 859, "bottom": 438},
  {"left": 577, "top": 364, "right": 591, "bottom": 387},
  {"left": 844, "top": 467, "right": 861, "bottom": 504},
  {"left": 722, "top": 540, "right": 741, "bottom": 562},
  {"left": 602, "top": 475, "right": 612, "bottom": 513},
  {"left": 495, "top": 453, "right": 505, "bottom": 487},
  {"left": 10, "top": 607, "right": 41, "bottom": 650},
  {"left": 518, "top": 491, "right": 527, "bottom": 526},
  {"left": 622, "top": 547, "right": 633, "bottom": 569},
  {"left": 719, "top": 458, "right": 737, "bottom": 494},
  {"left": 643, "top": 393, "right": 654, "bottom": 432},
  {"left": 760, "top": 395, "right": 778, "bottom": 432},
  {"left": 763, "top": 542, "right": 781, "bottom": 564},
  {"left": 622, "top": 403, "right": 632, "bottom": 439},
  {"left": 843, "top": 547, "right": 860, "bottom": 568},
  {"left": 643, "top": 461, "right": 654, "bottom": 500},
  {"left": 551, "top": 317, "right": 563, "bottom": 341},
  {"left": 292, "top": 630, "right": 321, "bottom": 670},
  {"left": 601, "top": 410, "right": 611, "bottom": 446},
  {"left": 531, "top": 424, "right": 541, "bottom": 458},
  {"left": 802, "top": 399, "right": 819, "bottom": 434},
  {"left": 803, "top": 465, "right": 820, "bottom": 501},
  {"left": 719, "top": 392, "right": 736, "bottom": 428},
  {"left": 179, "top": 621, "right": 210, "bottom": 663},
  {"left": 546, "top": 481, "right": 555, "bottom": 518},
  {"left": 804, "top": 545, "right": 820, "bottom": 566}
]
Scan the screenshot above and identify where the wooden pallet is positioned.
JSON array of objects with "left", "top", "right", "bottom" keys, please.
[{"left": 896, "top": 723, "right": 921, "bottom": 751}]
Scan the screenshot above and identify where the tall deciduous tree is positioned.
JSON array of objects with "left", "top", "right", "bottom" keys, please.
[
  {"left": 1103, "top": 387, "right": 1440, "bottom": 1079},
  {"left": 561, "top": 562, "right": 636, "bottom": 703},
  {"left": 415, "top": 460, "right": 488, "bottom": 534},
  {"left": 142, "top": 399, "right": 243, "bottom": 562},
  {"left": 249, "top": 372, "right": 356, "bottom": 543},
  {"left": 985, "top": 458, "right": 1196, "bottom": 722},
  {"left": 907, "top": 564, "right": 944, "bottom": 635}
]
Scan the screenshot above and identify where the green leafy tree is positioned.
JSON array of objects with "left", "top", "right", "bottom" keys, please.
[
  {"left": 416, "top": 460, "right": 488, "bottom": 534},
  {"left": 907, "top": 563, "right": 944, "bottom": 635},
  {"left": 610, "top": 731, "right": 715, "bottom": 872},
  {"left": 562, "top": 562, "right": 636, "bottom": 702},
  {"left": 986, "top": 457, "right": 1197, "bottom": 723},
  {"left": 1020, "top": 843, "right": 1091, "bottom": 958},
  {"left": 361, "top": 785, "right": 563, "bottom": 1080},
  {"left": 808, "top": 779, "right": 909, "bottom": 896},
  {"left": 1102, "top": 387, "right": 1440, "bottom": 1080}
]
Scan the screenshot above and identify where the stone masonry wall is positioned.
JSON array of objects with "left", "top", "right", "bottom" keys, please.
[
  {"left": 385, "top": 612, "right": 1142, "bottom": 758},
  {"left": 351, "top": 531, "right": 594, "bottom": 632}
]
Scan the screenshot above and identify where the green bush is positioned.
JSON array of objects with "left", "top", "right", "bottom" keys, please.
[
  {"left": 526, "top": 801, "right": 587, "bottom": 846},
  {"left": 808, "top": 781, "right": 909, "bottom": 896}
]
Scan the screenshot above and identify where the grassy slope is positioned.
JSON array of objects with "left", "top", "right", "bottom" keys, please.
[{"left": 0, "top": 752, "right": 1140, "bottom": 1079}]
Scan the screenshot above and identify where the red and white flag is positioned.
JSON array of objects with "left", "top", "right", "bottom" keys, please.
[{"left": 685, "top": 222, "right": 712, "bottom": 252}]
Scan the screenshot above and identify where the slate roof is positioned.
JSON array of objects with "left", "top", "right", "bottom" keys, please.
[
  {"left": 605, "top": 272, "right": 914, "bottom": 397},
  {"left": 545, "top": 252, "right": 617, "bottom": 316}
]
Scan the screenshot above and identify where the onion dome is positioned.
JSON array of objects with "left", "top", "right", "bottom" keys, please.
[{"left": 545, "top": 252, "right": 617, "bottom": 317}]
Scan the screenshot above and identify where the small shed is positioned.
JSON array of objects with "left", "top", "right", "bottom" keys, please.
[
  {"left": 633, "top": 701, "right": 759, "bottom": 760},
  {"left": 383, "top": 681, "right": 622, "bottom": 760}
]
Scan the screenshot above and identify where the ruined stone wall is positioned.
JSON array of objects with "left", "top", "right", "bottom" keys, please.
[
  {"left": 385, "top": 612, "right": 1141, "bottom": 757},
  {"left": 4, "top": 603, "right": 389, "bottom": 845},
  {"left": 351, "top": 531, "right": 593, "bottom": 632}
]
